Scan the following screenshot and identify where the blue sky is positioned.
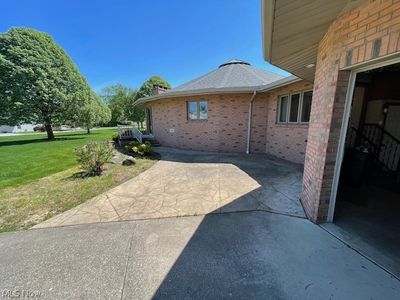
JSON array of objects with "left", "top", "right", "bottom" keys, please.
[{"left": 1, "top": 0, "right": 289, "bottom": 92}]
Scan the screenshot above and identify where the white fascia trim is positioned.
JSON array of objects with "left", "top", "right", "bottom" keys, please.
[
  {"left": 257, "top": 76, "right": 301, "bottom": 92},
  {"left": 262, "top": 0, "right": 276, "bottom": 62},
  {"left": 134, "top": 76, "right": 301, "bottom": 107},
  {"left": 134, "top": 86, "right": 266, "bottom": 106}
]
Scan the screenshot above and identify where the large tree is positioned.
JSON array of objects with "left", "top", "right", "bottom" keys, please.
[
  {"left": 133, "top": 76, "right": 170, "bottom": 127},
  {"left": 79, "top": 92, "right": 111, "bottom": 134},
  {"left": 101, "top": 85, "right": 136, "bottom": 126},
  {"left": 0, "top": 28, "right": 92, "bottom": 139}
]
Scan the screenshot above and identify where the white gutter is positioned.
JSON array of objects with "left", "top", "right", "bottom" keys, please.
[
  {"left": 133, "top": 86, "right": 266, "bottom": 107},
  {"left": 246, "top": 90, "right": 257, "bottom": 154},
  {"left": 134, "top": 76, "right": 301, "bottom": 107},
  {"left": 258, "top": 76, "right": 301, "bottom": 92}
]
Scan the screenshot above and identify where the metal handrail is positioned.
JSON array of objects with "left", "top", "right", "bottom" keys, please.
[
  {"left": 363, "top": 123, "right": 400, "bottom": 144},
  {"left": 349, "top": 125, "right": 400, "bottom": 172},
  {"left": 348, "top": 126, "right": 380, "bottom": 153},
  {"left": 362, "top": 123, "right": 400, "bottom": 172}
]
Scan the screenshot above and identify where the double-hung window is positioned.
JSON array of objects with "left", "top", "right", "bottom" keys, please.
[
  {"left": 188, "top": 101, "right": 208, "bottom": 120},
  {"left": 278, "top": 91, "right": 313, "bottom": 124}
]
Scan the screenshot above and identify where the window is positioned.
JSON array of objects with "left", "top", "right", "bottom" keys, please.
[
  {"left": 188, "top": 102, "right": 198, "bottom": 120},
  {"left": 289, "top": 93, "right": 300, "bottom": 122},
  {"left": 279, "top": 96, "right": 289, "bottom": 122},
  {"left": 278, "top": 90, "right": 313, "bottom": 124},
  {"left": 188, "top": 101, "right": 208, "bottom": 120},
  {"left": 301, "top": 91, "right": 312, "bottom": 123}
]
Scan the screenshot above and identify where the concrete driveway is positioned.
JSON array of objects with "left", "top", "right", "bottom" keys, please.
[
  {"left": 35, "top": 147, "right": 305, "bottom": 229},
  {"left": 1, "top": 211, "right": 399, "bottom": 299}
]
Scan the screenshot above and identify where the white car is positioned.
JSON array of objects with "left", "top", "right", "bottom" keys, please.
[{"left": 53, "top": 125, "right": 71, "bottom": 131}]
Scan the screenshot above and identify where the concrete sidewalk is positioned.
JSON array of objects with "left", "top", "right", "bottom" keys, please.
[{"left": 1, "top": 211, "right": 399, "bottom": 299}]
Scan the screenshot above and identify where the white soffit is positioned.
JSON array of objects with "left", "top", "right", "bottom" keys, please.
[{"left": 262, "top": 0, "right": 363, "bottom": 81}]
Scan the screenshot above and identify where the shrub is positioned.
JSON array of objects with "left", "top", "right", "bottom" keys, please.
[
  {"left": 126, "top": 140, "right": 141, "bottom": 148},
  {"left": 111, "top": 132, "right": 119, "bottom": 142},
  {"left": 132, "top": 141, "right": 152, "bottom": 156},
  {"left": 76, "top": 141, "right": 113, "bottom": 175}
]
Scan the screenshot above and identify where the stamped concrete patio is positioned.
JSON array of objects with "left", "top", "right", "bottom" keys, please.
[{"left": 34, "top": 147, "right": 305, "bottom": 229}]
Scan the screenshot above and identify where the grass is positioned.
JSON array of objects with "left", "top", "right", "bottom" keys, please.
[
  {"left": 0, "top": 128, "right": 116, "bottom": 189},
  {"left": 0, "top": 158, "right": 157, "bottom": 232},
  {"left": 0, "top": 127, "right": 159, "bottom": 232}
]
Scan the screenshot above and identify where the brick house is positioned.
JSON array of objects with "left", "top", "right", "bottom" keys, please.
[
  {"left": 133, "top": 0, "right": 400, "bottom": 276},
  {"left": 136, "top": 0, "right": 400, "bottom": 228},
  {"left": 261, "top": 0, "right": 400, "bottom": 225},
  {"left": 136, "top": 60, "right": 313, "bottom": 164}
]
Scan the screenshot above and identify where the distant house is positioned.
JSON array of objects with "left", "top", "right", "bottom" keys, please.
[
  {"left": 135, "top": 59, "right": 312, "bottom": 164},
  {"left": 0, "top": 123, "right": 35, "bottom": 133}
]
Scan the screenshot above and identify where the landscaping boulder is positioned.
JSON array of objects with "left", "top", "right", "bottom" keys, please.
[
  {"left": 122, "top": 156, "right": 136, "bottom": 166},
  {"left": 111, "top": 155, "right": 123, "bottom": 164}
]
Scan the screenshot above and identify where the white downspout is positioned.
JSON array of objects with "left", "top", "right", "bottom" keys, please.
[{"left": 246, "top": 90, "right": 257, "bottom": 154}]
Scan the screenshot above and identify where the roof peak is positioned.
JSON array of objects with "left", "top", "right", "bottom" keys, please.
[{"left": 218, "top": 59, "right": 250, "bottom": 68}]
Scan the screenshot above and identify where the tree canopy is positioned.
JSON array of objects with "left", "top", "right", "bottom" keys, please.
[
  {"left": 135, "top": 76, "right": 171, "bottom": 100},
  {"left": 0, "top": 27, "right": 92, "bottom": 139},
  {"left": 101, "top": 85, "right": 136, "bottom": 126},
  {"left": 132, "top": 76, "right": 171, "bottom": 127},
  {"left": 79, "top": 93, "right": 111, "bottom": 134}
]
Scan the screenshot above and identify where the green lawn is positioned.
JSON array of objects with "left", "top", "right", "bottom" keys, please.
[
  {"left": 0, "top": 128, "right": 116, "bottom": 189},
  {"left": 0, "top": 159, "right": 157, "bottom": 232},
  {"left": 0, "top": 127, "right": 160, "bottom": 232}
]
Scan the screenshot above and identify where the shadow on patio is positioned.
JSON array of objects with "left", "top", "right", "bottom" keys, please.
[
  {"left": 155, "top": 147, "right": 305, "bottom": 217},
  {"left": 120, "top": 150, "right": 397, "bottom": 300},
  {"left": 34, "top": 147, "right": 305, "bottom": 228}
]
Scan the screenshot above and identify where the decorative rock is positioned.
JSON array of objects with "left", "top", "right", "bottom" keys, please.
[
  {"left": 111, "top": 155, "right": 123, "bottom": 164},
  {"left": 122, "top": 156, "right": 136, "bottom": 166}
]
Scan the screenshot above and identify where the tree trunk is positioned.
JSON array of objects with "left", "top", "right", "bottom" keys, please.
[
  {"left": 44, "top": 120, "right": 54, "bottom": 140},
  {"left": 87, "top": 127, "right": 91, "bottom": 134}
]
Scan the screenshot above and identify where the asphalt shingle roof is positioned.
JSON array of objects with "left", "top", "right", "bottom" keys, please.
[
  {"left": 135, "top": 59, "right": 298, "bottom": 105},
  {"left": 173, "top": 59, "right": 284, "bottom": 91}
]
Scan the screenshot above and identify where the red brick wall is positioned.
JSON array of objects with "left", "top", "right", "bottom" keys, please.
[
  {"left": 264, "top": 81, "right": 313, "bottom": 163},
  {"left": 302, "top": 0, "right": 400, "bottom": 223},
  {"left": 148, "top": 94, "right": 249, "bottom": 152},
  {"left": 147, "top": 80, "right": 311, "bottom": 163},
  {"left": 249, "top": 94, "right": 268, "bottom": 153},
  {"left": 218, "top": 94, "right": 250, "bottom": 152}
]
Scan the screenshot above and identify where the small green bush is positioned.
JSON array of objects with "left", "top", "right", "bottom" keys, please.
[
  {"left": 76, "top": 141, "right": 113, "bottom": 175},
  {"left": 111, "top": 132, "right": 119, "bottom": 142},
  {"left": 126, "top": 140, "right": 141, "bottom": 148},
  {"left": 132, "top": 141, "right": 152, "bottom": 156}
]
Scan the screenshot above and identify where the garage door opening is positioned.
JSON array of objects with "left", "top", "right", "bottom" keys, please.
[{"left": 326, "top": 62, "right": 400, "bottom": 278}]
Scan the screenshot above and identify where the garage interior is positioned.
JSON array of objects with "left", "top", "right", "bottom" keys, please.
[{"left": 323, "top": 62, "right": 400, "bottom": 278}]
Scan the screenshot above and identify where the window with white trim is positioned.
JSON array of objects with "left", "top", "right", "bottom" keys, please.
[
  {"left": 277, "top": 90, "right": 312, "bottom": 124},
  {"left": 188, "top": 101, "right": 208, "bottom": 120}
]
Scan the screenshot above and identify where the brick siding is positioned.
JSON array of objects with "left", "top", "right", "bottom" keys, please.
[
  {"left": 147, "top": 81, "right": 311, "bottom": 163},
  {"left": 263, "top": 81, "right": 313, "bottom": 164},
  {"left": 149, "top": 94, "right": 248, "bottom": 152},
  {"left": 302, "top": 0, "right": 400, "bottom": 223}
]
